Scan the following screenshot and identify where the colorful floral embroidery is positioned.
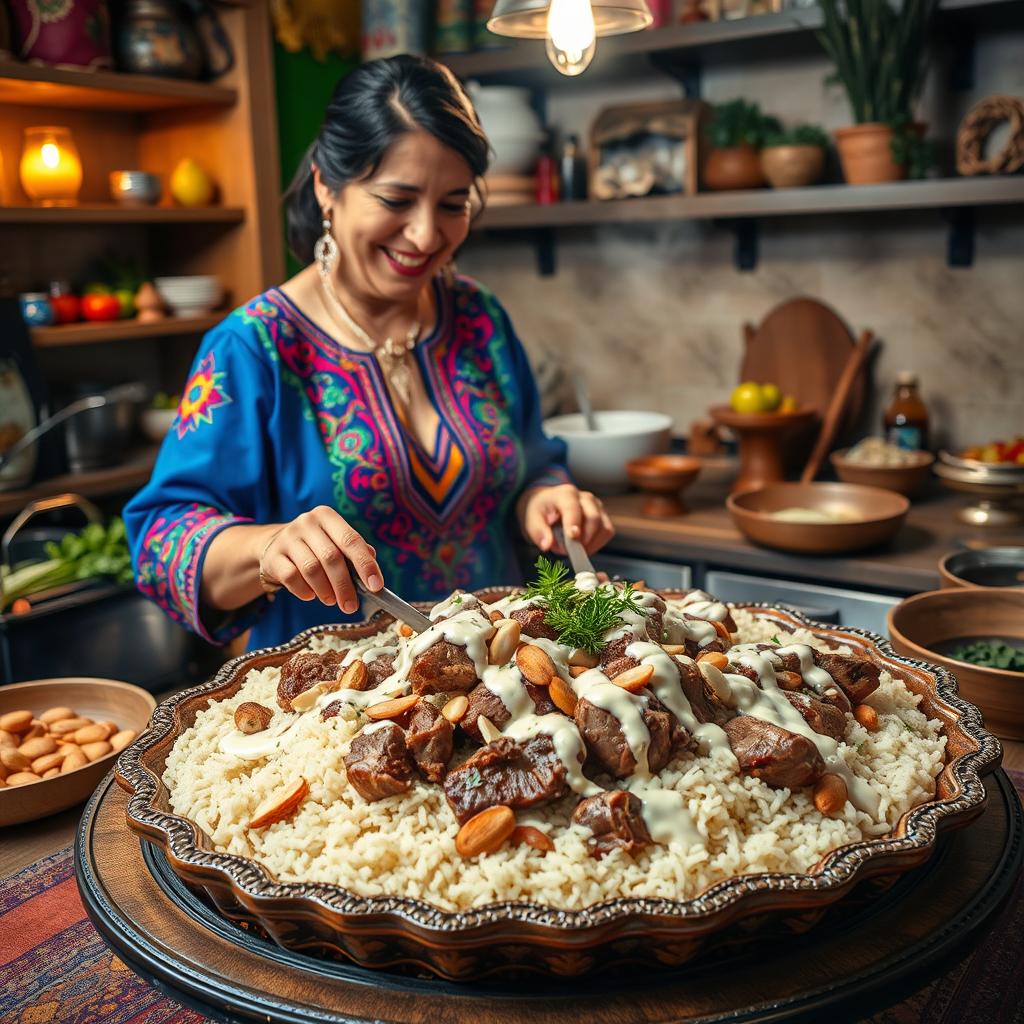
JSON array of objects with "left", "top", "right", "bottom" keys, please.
[{"left": 176, "top": 352, "right": 231, "bottom": 440}]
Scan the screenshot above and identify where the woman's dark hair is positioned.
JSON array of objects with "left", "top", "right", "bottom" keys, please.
[{"left": 284, "top": 55, "right": 490, "bottom": 265}]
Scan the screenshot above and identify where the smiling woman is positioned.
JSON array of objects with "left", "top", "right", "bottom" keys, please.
[{"left": 123, "top": 55, "right": 615, "bottom": 653}]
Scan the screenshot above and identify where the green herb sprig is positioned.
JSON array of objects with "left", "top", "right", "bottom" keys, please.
[{"left": 523, "top": 556, "right": 643, "bottom": 655}]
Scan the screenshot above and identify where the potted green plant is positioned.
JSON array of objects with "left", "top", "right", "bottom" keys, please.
[
  {"left": 761, "top": 124, "right": 829, "bottom": 188},
  {"left": 703, "top": 99, "right": 780, "bottom": 191},
  {"left": 818, "top": 0, "right": 937, "bottom": 184}
]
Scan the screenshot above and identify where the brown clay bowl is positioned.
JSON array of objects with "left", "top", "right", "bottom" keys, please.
[
  {"left": 115, "top": 595, "right": 998, "bottom": 981},
  {"left": 727, "top": 482, "right": 909, "bottom": 554},
  {"left": 938, "top": 547, "right": 1024, "bottom": 589},
  {"left": 888, "top": 588, "right": 1024, "bottom": 740},
  {"left": 625, "top": 454, "right": 701, "bottom": 516},
  {"left": 830, "top": 448, "right": 935, "bottom": 499},
  {"left": 0, "top": 677, "right": 155, "bottom": 827}
]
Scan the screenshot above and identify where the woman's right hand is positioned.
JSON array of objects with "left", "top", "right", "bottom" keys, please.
[{"left": 258, "top": 506, "right": 383, "bottom": 613}]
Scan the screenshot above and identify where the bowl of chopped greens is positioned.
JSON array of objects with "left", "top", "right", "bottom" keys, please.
[{"left": 888, "top": 588, "right": 1024, "bottom": 740}]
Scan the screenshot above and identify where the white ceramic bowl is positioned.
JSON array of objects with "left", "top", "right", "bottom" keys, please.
[
  {"left": 140, "top": 408, "right": 177, "bottom": 443},
  {"left": 543, "top": 410, "right": 673, "bottom": 494}
]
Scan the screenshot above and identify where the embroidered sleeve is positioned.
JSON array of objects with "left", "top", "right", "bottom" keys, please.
[{"left": 124, "top": 321, "right": 274, "bottom": 645}]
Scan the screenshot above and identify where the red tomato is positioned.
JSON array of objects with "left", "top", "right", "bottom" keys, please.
[
  {"left": 81, "top": 293, "right": 122, "bottom": 321},
  {"left": 50, "top": 294, "right": 81, "bottom": 324}
]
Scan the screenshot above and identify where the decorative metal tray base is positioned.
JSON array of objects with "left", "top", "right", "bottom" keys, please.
[{"left": 77, "top": 771, "right": 1022, "bottom": 1024}]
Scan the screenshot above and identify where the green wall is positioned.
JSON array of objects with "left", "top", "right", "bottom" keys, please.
[{"left": 273, "top": 43, "right": 359, "bottom": 276}]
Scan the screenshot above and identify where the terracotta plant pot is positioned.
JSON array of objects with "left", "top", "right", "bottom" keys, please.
[
  {"left": 834, "top": 123, "right": 903, "bottom": 185},
  {"left": 703, "top": 144, "right": 764, "bottom": 190},
  {"left": 761, "top": 144, "right": 825, "bottom": 188}
]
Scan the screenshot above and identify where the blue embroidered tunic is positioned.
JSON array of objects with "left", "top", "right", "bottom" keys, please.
[{"left": 124, "top": 276, "right": 569, "bottom": 650}]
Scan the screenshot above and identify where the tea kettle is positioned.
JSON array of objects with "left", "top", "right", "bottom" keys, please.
[{"left": 115, "top": 0, "right": 234, "bottom": 80}]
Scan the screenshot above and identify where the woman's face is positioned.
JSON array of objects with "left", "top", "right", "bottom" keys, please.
[{"left": 315, "top": 130, "right": 474, "bottom": 304}]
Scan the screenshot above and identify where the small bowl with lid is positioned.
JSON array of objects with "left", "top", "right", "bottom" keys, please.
[{"left": 830, "top": 439, "right": 934, "bottom": 498}]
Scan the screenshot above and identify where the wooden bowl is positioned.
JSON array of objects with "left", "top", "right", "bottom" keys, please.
[
  {"left": 0, "top": 678, "right": 155, "bottom": 827},
  {"left": 830, "top": 448, "right": 935, "bottom": 499},
  {"left": 625, "top": 454, "right": 701, "bottom": 516},
  {"left": 888, "top": 589, "right": 1024, "bottom": 740},
  {"left": 939, "top": 546, "right": 1024, "bottom": 589},
  {"left": 116, "top": 597, "right": 999, "bottom": 981},
  {"left": 727, "top": 482, "right": 909, "bottom": 554}
]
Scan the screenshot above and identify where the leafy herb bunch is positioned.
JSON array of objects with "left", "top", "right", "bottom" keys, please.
[{"left": 523, "top": 557, "right": 643, "bottom": 656}]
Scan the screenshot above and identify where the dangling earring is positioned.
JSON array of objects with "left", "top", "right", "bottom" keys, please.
[
  {"left": 313, "top": 210, "right": 338, "bottom": 277},
  {"left": 441, "top": 259, "right": 457, "bottom": 288}
]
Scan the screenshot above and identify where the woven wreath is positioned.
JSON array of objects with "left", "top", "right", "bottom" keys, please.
[{"left": 956, "top": 95, "right": 1024, "bottom": 176}]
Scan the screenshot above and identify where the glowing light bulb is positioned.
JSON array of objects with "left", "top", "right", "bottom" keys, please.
[{"left": 545, "top": 0, "right": 596, "bottom": 76}]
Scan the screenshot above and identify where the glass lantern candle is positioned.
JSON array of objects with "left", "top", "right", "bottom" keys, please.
[{"left": 19, "top": 127, "right": 83, "bottom": 206}]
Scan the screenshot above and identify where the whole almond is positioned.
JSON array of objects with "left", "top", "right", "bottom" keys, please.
[
  {"left": 549, "top": 675, "right": 578, "bottom": 716},
  {"left": 365, "top": 694, "right": 420, "bottom": 722},
  {"left": 455, "top": 805, "right": 516, "bottom": 857},
  {"left": 40, "top": 706, "right": 76, "bottom": 725},
  {"left": 611, "top": 664, "right": 655, "bottom": 694},
  {"left": 32, "top": 751, "right": 66, "bottom": 775},
  {"left": 81, "top": 740, "right": 113, "bottom": 762},
  {"left": 74, "top": 723, "right": 110, "bottom": 745},
  {"left": 0, "top": 729, "right": 17, "bottom": 749},
  {"left": 234, "top": 702, "right": 273, "bottom": 734},
  {"left": 62, "top": 748, "right": 89, "bottom": 773},
  {"left": 290, "top": 678, "right": 342, "bottom": 713},
  {"left": 477, "top": 715, "right": 502, "bottom": 743},
  {"left": 712, "top": 620, "right": 733, "bottom": 642},
  {"left": 853, "top": 704, "right": 879, "bottom": 731},
  {"left": 568, "top": 665, "right": 588, "bottom": 678},
  {"left": 488, "top": 619, "right": 521, "bottom": 665},
  {"left": 442, "top": 694, "right": 469, "bottom": 724},
  {"left": 42, "top": 767, "right": 61, "bottom": 779},
  {"left": 340, "top": 660, "right": 369, "bottom": 691},
  {"left": 813, "top": 773, "right": 849, "bottom": 817},
  {"left": 510, "top": 825, "right": 555, "bottom": 852},
  {"left": 22, "top": 721, "right": 47, "bottom": 741},
  {"left": 248, "top": 777, "right": 309, "bottom": 829},
  {"left": 1, "top": 748, "right": 31, "bottom": 772},
  {"left": 18, "top": 735, "right": 57, "bottom": 760},
  {"left": 515, "top": 643, "right": 556, "bottom": 687},
  {"left": 6, "top": 771, "right": 41, "bottom": 786},
  {"left": 775, "top": 670, "right": 804, "bottom": 691},
  {"left": 51, "top": 717, "right": 93, "bottom": 736},
  {"left": 99, "top": 720, "right": 120, "bottom": 734},
  {"left": 661, "top": 643, "right": 686, "bottom": 656},
  {"left": 110, "top": 729, "right": 138, "bottom": 752},
  {"left": 0, "top": 710, "right": 33, "bottom": 734},
  {"left": 696, "top": 651, "right": 729, "bottom": 671},
  {"left": 567, "top": 649, "right": 600, "bottom": 669}
]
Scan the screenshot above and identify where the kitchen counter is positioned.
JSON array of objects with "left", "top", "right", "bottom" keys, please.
[{"left": 602, "top": 478, "right": 1022, "bottom": 596}]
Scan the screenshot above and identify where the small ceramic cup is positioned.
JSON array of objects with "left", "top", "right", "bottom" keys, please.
[{"left": 19, "top": 292, "right": 54, "bottom": 326}]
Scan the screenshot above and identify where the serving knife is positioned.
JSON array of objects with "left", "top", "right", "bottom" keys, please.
[
  {"left": 553, "top": 525, "right": 595, "bottom": 576},
  {"left": 354, "top": 576, "right": 433, "bottom": 634}
]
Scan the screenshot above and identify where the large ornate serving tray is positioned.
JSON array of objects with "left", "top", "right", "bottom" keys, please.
[{"left": 115, "top": 598, "right": 1002, "bottom": 981}]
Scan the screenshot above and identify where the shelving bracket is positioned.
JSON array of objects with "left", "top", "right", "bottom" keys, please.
[
  {"left": 715, "top": 217, "right": 759, "bottom": 271},
  {"left": 648, "top": 54, "right": 702, "bottom": 98},
  {"left": 944, "top": 206, "right": 974, "bottom": 267}
]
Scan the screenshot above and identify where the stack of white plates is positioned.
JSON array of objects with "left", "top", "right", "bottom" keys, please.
[{"left": 154, "top": 275, "right": 222, "bottom": 317}]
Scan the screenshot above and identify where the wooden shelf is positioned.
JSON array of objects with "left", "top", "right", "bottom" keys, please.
[
  {"left": 31, "top": 315, "right": 222, "bottom": 348},
  {"left": 0, "top": 204, "right": 245, "bottom": 225},
  {"left": 444, "top": 0, "right": 1024, "bottom": 82},
  {"left": 0, "top": 60, "right": 237, "bottom": 112},
  {"left": 475, "top": 177, "right": 1024, "bottom": 230},
  {"left": 0, "top": 448, "right": 159, "bottom": 517}
]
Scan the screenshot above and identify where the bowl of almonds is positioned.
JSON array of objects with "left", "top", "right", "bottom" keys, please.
[{"left": 0, "top": 677, "right": 155, "bottom": 826}]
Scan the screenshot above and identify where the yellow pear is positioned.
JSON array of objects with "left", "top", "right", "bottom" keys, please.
[{"left": 170, "top": 158, "right": 215, "bottom": 207}]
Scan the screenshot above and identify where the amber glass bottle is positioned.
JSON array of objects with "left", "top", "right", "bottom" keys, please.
[{"left": 884, "top": 372, "right": 929, "bottom": 451}]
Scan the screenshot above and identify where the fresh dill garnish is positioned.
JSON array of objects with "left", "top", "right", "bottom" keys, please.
[
  {"left": 523, "top": 556, "right": 643, "bottom": 655},
  {"left": 770, "top": 635, "right": 782, "bottom": 645}
]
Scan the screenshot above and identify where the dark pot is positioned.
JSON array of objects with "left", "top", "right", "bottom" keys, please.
[
  {"left": 64, "top": 398, "right": 135, "bottom": 472},
  {"left": 703, "top": 144, "right": 765, "bottom": 191},
  {"left": 115, "top": 0, "right": 203, "bottom": 79}
]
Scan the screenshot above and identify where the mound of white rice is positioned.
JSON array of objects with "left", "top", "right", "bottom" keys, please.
[{"left": 163, "top": 608, "right": 946, "bottom": 910}]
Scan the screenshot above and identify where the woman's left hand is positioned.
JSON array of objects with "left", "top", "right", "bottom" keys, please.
[{"left": 519, "top": 483, "right": 615, "bottom": 555}]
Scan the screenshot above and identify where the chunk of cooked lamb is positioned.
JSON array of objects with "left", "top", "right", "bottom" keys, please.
[
  {"left": 574, "top": 696, "right": 686, "bottom": 779},
  {"left": 444, "top": 735, "right": 569, "bottom": 824},
  {"left": 407, "top": 639, "right": 479, "bottom": 695},
  {"left": 277, "top": 649, "right": 345, "bottom": 712},
  {"left": 815, "top": 653, "right": 881, "bottom": 704},
  {"left": 404, "top": 701, "right": 454, "bottom": 783},
  {"left": 460, "top": 680, "right": 556, "bottom": 743},
  {"left": 723, "top": 716, "right": 825, "bottom": 790},
  {"left": 509, "top": 605, "right": 560, "bottom": 640},
  {"left": 783, "top": 691, "right": 847, "bottom": 742},
  {"left": 343, "top": 722, "right": 415, "bottom": 802},
  {"left": 572, "top": 790, "right": 651, "bottom": 857}
]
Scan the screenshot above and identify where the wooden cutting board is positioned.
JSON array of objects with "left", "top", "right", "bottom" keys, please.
[{"left": 741, "top": 297, "right": 869, "bottom": 434}]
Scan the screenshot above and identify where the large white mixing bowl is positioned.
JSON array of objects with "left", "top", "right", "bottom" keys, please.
[{"left": 543, "top": 410, "right": 674, "bottom": 494}]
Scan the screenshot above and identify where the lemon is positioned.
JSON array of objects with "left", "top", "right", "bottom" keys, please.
[
  {"left": 170, "top": 158, "right": 214, "bottom": 207},
  {"left": 730, "top": 381, "right": 765, "bottom": 414},
  {"left": 759, "top": 382, "right": 781, "bottom": 411},
  {"left": 779, "top": 395, "right": 799, "bottom": 413}
]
